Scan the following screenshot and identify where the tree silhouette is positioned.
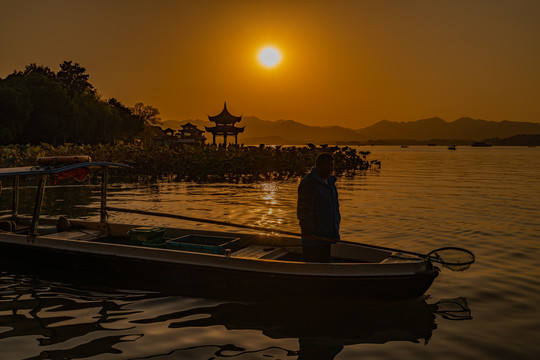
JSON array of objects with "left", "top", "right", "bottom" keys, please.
[
  {"left": 18, "top": 63, "right": 55, "bottom": 78},
  {"left": 109, "top": 98, "right": 145, "bottom": 139},
  {"left": 131, "top": 102, "right": 162, "bottom": 126},
  {"left": 0, "top": 80, "right": 32, "bottom": 143},
  {"left": 0, "top": 61, "right": 157, "bottom": 145},
  {"left": 57, "top": 61, "right": 94, "bottom": 95}
]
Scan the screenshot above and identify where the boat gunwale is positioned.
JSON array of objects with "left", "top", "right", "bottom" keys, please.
[{"left": 0, "top": 230, "right": 430, "bottom": 278}]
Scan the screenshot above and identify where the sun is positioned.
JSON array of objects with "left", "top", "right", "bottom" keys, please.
[{"left": 257, "top": 46, "right": 282, "bottom": 68}]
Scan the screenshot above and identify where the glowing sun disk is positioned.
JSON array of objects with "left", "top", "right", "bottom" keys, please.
[{"left": 258, "top": 47, "right": 282, "bottom": 68}]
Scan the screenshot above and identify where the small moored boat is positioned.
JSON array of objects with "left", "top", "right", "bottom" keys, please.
[{"left": 0, "top": 158, "right": 439, "bottom": 300}]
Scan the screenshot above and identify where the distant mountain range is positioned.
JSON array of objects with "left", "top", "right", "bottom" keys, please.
[{"left": 161, "top": 116, "right": 540, "bottom": 145}]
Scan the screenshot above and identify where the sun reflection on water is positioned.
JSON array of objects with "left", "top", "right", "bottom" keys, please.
[
  {"left": 255, "top": 182, "right": 284, "bottom": 228},
  {"left": 260, "top": 182, "right": 279, "bottom": 205}
]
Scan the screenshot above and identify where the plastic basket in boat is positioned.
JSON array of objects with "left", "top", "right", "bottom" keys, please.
[{"left": 127, "top": 227, "right": 167, "bottom": 245}]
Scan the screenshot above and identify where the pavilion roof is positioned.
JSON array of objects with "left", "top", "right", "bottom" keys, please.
[
  {"left": 208, "top": 102, "right": 242, "bottom": 124},
  {"left": 181, "top": 122, "right": 199, "bottom": 129},
  {"left": 205, "top": 125, "right": 245, "bottom": 134}
]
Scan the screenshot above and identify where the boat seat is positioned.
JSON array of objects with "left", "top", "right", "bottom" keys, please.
[
  {"left": 41, "top": 228, "right": 104, "bottom": 242},
  {"left": 0, "top": 222, "right": 31, "bottom": 234},
  {"left": 232, "top": 245, "right": 287, "bottom": 260},
  {"left": 0, "top": 220, "right": 15, "bottom": 232}
]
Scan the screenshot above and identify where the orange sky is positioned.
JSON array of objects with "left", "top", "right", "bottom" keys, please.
[{"left": 1, "top": 0, "right": 539, "bottom": 128}]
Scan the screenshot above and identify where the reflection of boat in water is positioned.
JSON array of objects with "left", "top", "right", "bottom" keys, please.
[
  {"left": 145, "top": 298, "right": 438, "bottom": 344},
  {"left": 132, "top": 296, "right": 471, "bottom": 359},
  {"left": 0, "top": 274, "right": 472, "bottom": 360},
  {"left": 0, "top": 275, "right": 145, "bottom": 358},
  {"left": 0, "top": 159, "right": 438, "bottom": 301}
]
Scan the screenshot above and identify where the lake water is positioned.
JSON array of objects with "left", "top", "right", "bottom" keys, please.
[{"left": 1, "top": 146, "right": 539, "bottom": 359}]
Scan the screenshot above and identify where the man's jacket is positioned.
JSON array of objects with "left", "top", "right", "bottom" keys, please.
[{"left": 297, "top": 167, "right": 341, "bottom": 244}]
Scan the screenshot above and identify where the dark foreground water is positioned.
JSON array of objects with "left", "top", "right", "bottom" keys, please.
[{"left": 1, "top": 146, "right": 539, "bottom": 359}]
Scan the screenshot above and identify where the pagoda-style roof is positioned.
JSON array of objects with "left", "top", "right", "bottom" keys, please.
[
  {"left": 181, "top": 122, "right": 200, "bottom": 129},
  {"left": 205, "top": 125, "right": 245, "bottom": 134},
  {"left": 208, "top": 102, "right": 242, "bottom": 125},
  {"left": 178, "top": 122, "right": 205, "bottom": 141},
  {"left": 179, "top": 122, "right": 204, "bottom": 135}
]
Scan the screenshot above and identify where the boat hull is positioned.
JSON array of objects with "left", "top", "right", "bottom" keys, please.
[{"left": 0, "top": 234, "right": 438, "bottom": 301}]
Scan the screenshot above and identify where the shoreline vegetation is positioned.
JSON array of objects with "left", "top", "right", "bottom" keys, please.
[{"left": 0, "top": 143, "right": 375, "bottom": 183}]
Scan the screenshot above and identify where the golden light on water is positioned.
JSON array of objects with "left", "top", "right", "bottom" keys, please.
[
  {"left": 257, "top": 46, "right": 282, "bottom": 68},
  {"left": 254, "top": 182, "right": 282, "bottom": 229}
]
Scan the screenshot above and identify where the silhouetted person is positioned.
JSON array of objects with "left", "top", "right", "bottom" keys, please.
[{"left": 297, "top": 153, "right": 340, "bottom": 262}]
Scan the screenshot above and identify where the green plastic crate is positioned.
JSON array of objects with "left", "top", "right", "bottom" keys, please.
[
  {"left": 127, "top": 227, "right": 167, "bottom": 245},
  {"left": 37, "top": 225, "right": 58, "bottom": 235},
  {"left": 165, "top": 234, "right": 239, "bottom": 255}
]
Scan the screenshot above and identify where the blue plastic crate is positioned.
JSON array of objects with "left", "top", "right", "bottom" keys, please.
[{"left": 165, "top": 234, "right": 239, "bottom": 255}]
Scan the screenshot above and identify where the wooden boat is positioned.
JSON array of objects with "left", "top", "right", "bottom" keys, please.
[{"left": 0, "top": 160, "right": 438, "bottom": 301}]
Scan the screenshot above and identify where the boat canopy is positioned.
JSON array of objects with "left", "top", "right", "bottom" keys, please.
[
  {"left": 0, "top": 162, "right": 130, "bottom": 177},
  {"left": 0, "top": 160, "right": 130, "bottom": 238}
]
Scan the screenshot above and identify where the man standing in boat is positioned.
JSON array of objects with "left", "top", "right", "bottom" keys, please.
[{"left": 297, "top": 153, "right": 341, "bottom": 262}]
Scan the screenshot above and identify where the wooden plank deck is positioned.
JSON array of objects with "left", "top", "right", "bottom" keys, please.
[{"left": 232, "top": 245, "right": 287, "bottom": 260}]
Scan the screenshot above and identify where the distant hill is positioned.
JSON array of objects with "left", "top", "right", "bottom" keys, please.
[
  {"left": 241, "top": 117, "right": 361, "bottom": 143},
  {"left": 355, "top": 117, "right": 540, "bottom": 141},
  {"left": 161, "top": 116, "right": 360, "bottom": 144},
  {"left": 161, "top": 116, "right": 540, "bottom": 145},
  {"left": 485, "top": 134, "right": 540, "bottom": 146}
]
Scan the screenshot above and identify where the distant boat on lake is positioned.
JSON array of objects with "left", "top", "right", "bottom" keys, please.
[{"left": 448, "top": 145, "right": 456, "bottom": 150}]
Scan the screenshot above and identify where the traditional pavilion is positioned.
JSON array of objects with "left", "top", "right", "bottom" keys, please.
[
  {"left": 176, "top": 123, "right": 206, "bottom": 145},
  {"left": 153, "top": 127, "right": 176, "bottom": 146},
  {"left": 163, "top": 128, "right": 176, "bottom": 136},
  {"left": 205, "top": 102, "right": 245, "bottom": 145}
]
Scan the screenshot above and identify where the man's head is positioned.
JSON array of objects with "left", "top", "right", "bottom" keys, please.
[{"left": 315, "top": 153, "right": 334, "bottom": 179}]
